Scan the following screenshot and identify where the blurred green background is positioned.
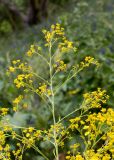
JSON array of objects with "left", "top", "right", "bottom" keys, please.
[{"left": 0, "top": 0, "right": 114, "bottom": 159}]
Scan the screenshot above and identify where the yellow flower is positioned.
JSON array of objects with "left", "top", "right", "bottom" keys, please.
[
  {"left": 9, "top": 66, "right": 15, "bottom": 72},
  {"left": 0, "top": 108, "right": 9, "bottom": 116},
  {"left": 54, "top": 60, "right": 67, "bottom": 72},
  {"left": 13, "top": 95, "right": 23, "bottom": 105},
  {"left": 27, "top": 45, "right": 36, "bottom": 56}
]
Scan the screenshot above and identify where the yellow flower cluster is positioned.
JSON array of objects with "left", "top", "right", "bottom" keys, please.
[
  {"left": 58, "top": 38, "right": 75, "bottom": 52},
  {"left": 8, "top": 60, "right": 35, "bottom": 95},
  {"left": 0, "top": 127, "right": 12, "bottom": 159},
  {"left": 26, "top": 45, "right": 36, "bottom": 56},
  {"left": 69, "top": 117, "right": 80, "bottom": 130},
  {"left": 84, "top": 149, "right": 111, "bottom": 160},
  {"left": 8, "top": 60, "right": 32, "bottom": 74},
  {"left": 27, "top": 45, "right": 42, "bottom": 57},
  {"left": 14, "top": 74, "right": 25, "bottom": 88},
  {"left": 68, "top": 107, "right": 114, "bottom": 160},
  {"left": 36, "top": 83, "right": 52, "bottom": 96},
  {"left": 14, "top": 73, "right": 33, "bottom": 88},
  {"left": 0, "top": 131, "right": 6, "bottom": 145},
  {"left": 0, "top": 144, "right": 11, "bottom": 160},
  {"left": 12, "top": 95, "right": 23, "bottom": 111},
  {"left": 12, "top": 143, "right": 22, "bottom": 160},
  {"left": 42, "top": 23, "right": 65, "bottom": 44},
  {"left": 0, "top": 123, "right": 42, "bottom": 160},
  {"left": 72, "top": 56, "right": 99, "bottom": 75},
  {"left": 42, "top": 23, "right": 76, "bottom": 52},
  {"left": 80, "top": 56, "right": 99, "bottom": 69},
  {"left": 83, "top": 88, "right": 109, "bottom": 109},
  {"left": 21, "top": 127, "right": 41, "bottom": 148},
  {"left": 66, "top": 153, "right": 84, "bottom": 160},
  {"left": 44, "top": 123, "right": 69, "bottom": 147},
  {"left": 0, "top": 108, "right": 9, "bottom": 116},
  {"left": 7, "top": 60, "right": 20, "bottom": 74},
  {"left": 53, "top": 60, "right": 67, "bottom": 72}
]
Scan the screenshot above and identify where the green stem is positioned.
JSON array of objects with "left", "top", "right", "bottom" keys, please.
[
  {"left": 32, "top": 145, "right": 49, "bottom": 160},
  {"left": 49, "top": 42, "right": 59, "bottom": 160},
  {"left": 57, "top": 107, "right": 82, "bottom": 123},
  {"left": 32, "top": 72, "right": 49, "bottom": 84},
  {"left": 36, "top": 52, "right": 49, "bottom": 65}
]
